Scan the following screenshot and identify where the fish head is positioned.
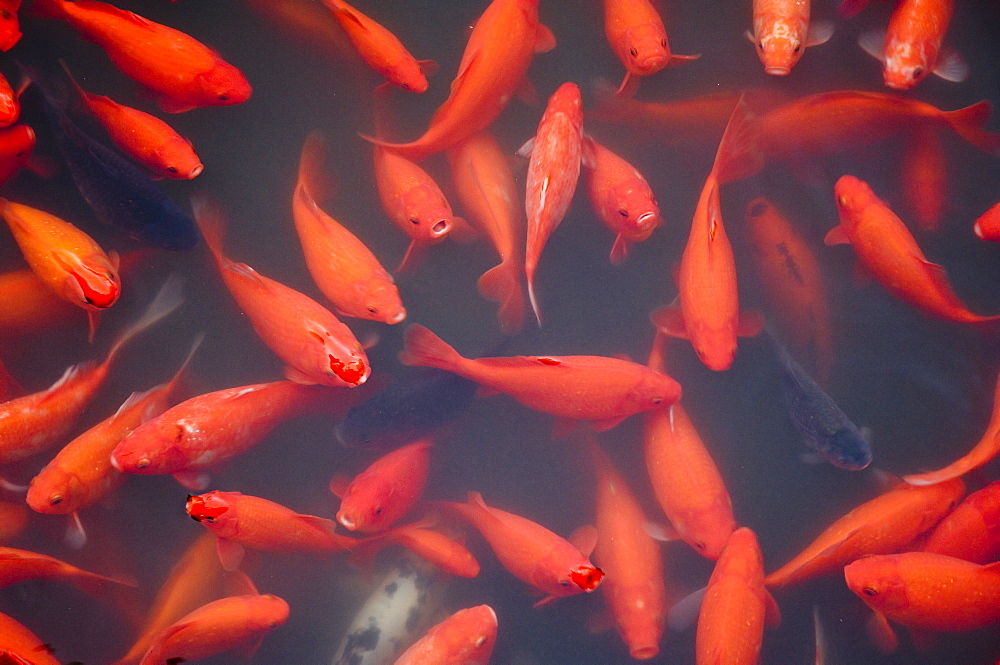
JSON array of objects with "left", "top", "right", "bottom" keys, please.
[
  {"left": 335, "top": 481, "right": 387, "bottom": 533},
  {"left": 752, "top": 17, "right": 806, "bottom": 75},
  {"left": 690, "top": 326, "right": 737, "bottom": 372},
  {"left": 833, "top": 175, "right": 874, "bottom": 230},
  {"left": 400, "top": 185, "right": 454, "bottom": 242},
  {"left": 567, "top": 564, "right": 605, "bottom": 592},
  {"left": 194, "top": 62, "right": 253, "bottom": 108},
  {"left": 154, "top": 139, "right": 204, "bottom": 180},
  {"left": 844, "top": 556, "right": 908, "bottom": 613},
  {"left": 628, "top": 370, "right": 682, "bottom": 412},
  {"left": 675, "top": 508, "right": 736, "bottom": 560},
  {"left": 619, "top": 23, "right": 670, "bottom": 75},
  {"left": 355, "top": 280, "right": 406, "bottom": 325},
  {"left": 385, "top": 59, "right": 430, "bottom": 94},
  {"left": 110, "top": 421, "right": 192, "bottom": 475},
  {"left": 882, "top": 39, "right": 932, "bottom": 90},
  {"left": 26, "top": 468, "right": 84, "bottom": 515},
  {"left": 448, "top": 606, "right": 498, "bottom": 662},
  {"left": 185, "top": 491, "right": 234, "bottom": 529},
  {"left": 0, "top": 87, "right": 17, "bottom": 127},
  {"left": 609, "top": 181, "right": 661, "bottom": 241},
  {"left": 249, "top": 594, "right": 291, "bottom": 630},
  {"left": 0, "top": 9, "right": 21, "bottom": 53},
  {"left": 827, "top": 428, "right": 873, "bottom": 470},
  {"left": 61, "top": 255, "right": 120, "bottom": 311},
  {"left": 300, "top": 324, "right": 370, "bottom": 387}
]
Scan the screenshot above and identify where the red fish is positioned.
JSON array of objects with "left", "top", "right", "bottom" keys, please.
[
  {"left": 827, "top": 175, "right": 1000, "bottom": 324},
  {"left": 193, "top": 197, "right": 369, "bottom": 388},
  {"left": 583, "top": 135, "right": 660, "bottom": 264},
  {"left": 764, "top": 478, "right": 965, "bottom": 588},
  {"left": 697, "top": 528, "right": 780, "bottom": 665},
  {"left": 0, "top": 610, "right": 61, "bottom": 665},
  {"left": 921, "top": 481, "right": 1000, "bottom": 564},
  {"left": 61, "top": 62, "right": 202, "bottom": 179},
  {"left": 361, "top": 0, "right": 555, "bottom": 160},
  {"left": 446, "top": 131, "right": 526, "bottom": 334},
  {"left": 34, "top": 0, "right": 252, "bottom": 113},
  {"left": 0, "top": 546, "right": 132, "bottom": 596},
  {"left": 602, "top": 0, "right": 699, "bottom": 94},
  {"left": 859, "top": 0, "right": 965, "bottom": 90},
  {"left": 521, "top": 82, "right": 584, "bottom": 325},
  {"left": 437, "top": 492, "right": 604, "bottom": 605},
  {"left": 319, "top": 0, "right": 434, "bottom": 92},
  {"left": 0, "top": 123, "right": 34, "bottom": 185},
  {"left": 900, "top": 126, "right": 947, "bottom": 232},
  {"left": 138, "top": 593, "right": 289, "bottom": 665},
  {"left": 748, "top": 0, "right": 832, "bottom": 75},
  {"left": 398, "top": 324, "right": 681, "bottom": 431},
  {"left": 292, "top": 132, "right": 406, "bottom": 324},
  {"left": 0, "top": 72, "right": 19, "bottom": 128},
  {"left": 973, "top": 201, "right": 1000, "bottom": 242},
  {"left": 0, "top": 0, "right": 21, "bottom": 51},
  {"left": 392, "top": 605, "right": 497, "bottom": 665},
  {"left": 186, "top": 491, "right": 354, "bottom": 570},
  {"left": 333, "top": 439, "right": 432, "bottom": 533}
]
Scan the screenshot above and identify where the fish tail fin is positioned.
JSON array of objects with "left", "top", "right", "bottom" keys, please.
[
  {"left": 104, "top": 274, "right": 183, "bottom": 366},
  {"left": 478, "top": 259, "right": 525, "bottom": 335},
  {"left": 945, "top": 101, "right": 1000, "bottom": 156},
  {"left": 711, "top": 94, "right": 763, "bottom": 185},
  {"left": 526, "top": 264, "right": 542, "bottom": 327},
  {"left": 297, "top": 131, "right": 336, "bottom": 204},
  {"left": 398, "top": 324, "right": 464, "bottom": 371},
  {"left": 189, "top": 194, "right": 228, "bottom": 261}
]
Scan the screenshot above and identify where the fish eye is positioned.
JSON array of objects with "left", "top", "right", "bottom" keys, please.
[
  {"left": 629, "top": 47, "right": 638, "bottom": 57},
  {"left": 558, "top": 578, "right": 571, "bottom": 587},
  {"left": 474, "top": 637, "right": 487, "bottom": 648},
  {"left": 373, "top": 507, "right": 383, "bottom": 516},
  {"left": 758, "top": 41, "right": 764, "bottom": 51},
  {"left": 1, "top": 10, "right": 10, "bottom": 18},
  {"left": 400, "top": 82, "right": 412, "bottom": 91},
  {"left": 749, "top": 201, "right": 767, "bottom": 217},
  {"left": 695, "top": 540, "right": 706, "bottom": 550},
  {"left": 219, "top": 94, "right": 229, "bottom": 101},
  {"left": 863, "top": 587, "right": 878, "bottom": 597},
  {"left": 367, "top": 306, "right": 377, "bottom": 314},
  {"left": 912, "top": 67, "right": 924, "bottom": 80},
  {"left": 137, "top": 458, "right": 150, "bottom": 469},
  {"left": 618, "top": 208, "right": 628, "bottom": 217},
  {"left": 49, "top": 494, "right": 62, "bottom": 506},
  {"left": 651, "top": 397, "right": 663, "bottom": 405},
  {"left": 409, "top": 216, "right": 420, "bottom": 225},
  {"left": 793, "top": 43, "right": 801, "bottom": 53},
  {"left": 660, "top": 39, "right": 667, "bottom": 47},
  {"left": 168, "top": 166, "right": 178, "bottom": 173},
  {"left": 838, "top": 195, "right": 848, "bottom": 207}
]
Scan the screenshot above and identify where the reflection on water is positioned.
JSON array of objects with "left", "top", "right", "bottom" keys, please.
[{"left": 1, "top": 0, "right": 999, "bottom": 663}]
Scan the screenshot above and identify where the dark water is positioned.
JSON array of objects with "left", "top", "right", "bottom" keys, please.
[{"left": 1, "top": 0, "right": 999, "bottom": 663}]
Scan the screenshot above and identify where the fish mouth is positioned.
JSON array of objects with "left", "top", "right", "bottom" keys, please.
[
  {"left": 430, "top": 219, "right": 451, "bottom": 237},
  {"left": 635, "top": 212, "right": 659, "bottom": 234},
  {"left": 338, "top": 514, "right": 356, "bottom": 530},
  {"left": 188, "top": 163, "right": 205, "bottom": 179},
  {"left": 765, "top": 67, "right": 790, "bottom": 76},
  {"left": 387, "top": 308, "right": 407, "bottom": 325}
]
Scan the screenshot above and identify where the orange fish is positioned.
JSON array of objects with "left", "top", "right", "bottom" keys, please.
[
  {"left": 583, "top": 135, "right": 660, "bottom": 264},
  {"left": 748, "top": 0, "right": 832, "bottom": 75},
  {"left": 764, "top": 477, "right": 965, "bottom": 588},
  {"left": 0, "top": 0, "right": 21, "bottom": 51},
  {"left": 859, "top": 0, "right": 965, "bottom": 90},
  {"left": 446, "top": 131, "right": 525, "bottom": 334},
  {"left": 588, "top": 436, "right": 667, "bottom": 659},
  {"left": 905, "top": 373, "right": 1000, "bottom": 486},
  {"left": 845, "top": 552, "right": 1000, "bottom": 633},
  {"left": 138, "top": 593, "right": 289, "bottom": 665},
  {"left": 0, "top": 71, "right": 19, "bottom": 128},
  {"left": 920, "top": 481, "right": 1000, "bottom": 564},
  {"left": 521, "top": 82, "right": 585, "bottom": 325},
  {"left": 193, "top": 197, "right": 369, "bottom": 388},
  {"left": 61, "top": 62, "right": 202, "bottom": 179},
  {"left": 602, "top": 0, "right": 699, "bottom": 94},
  {"left": 0, "top": 123, "right": 34, "bottom": 185},
  {"left": 0, "top": 278, "right": 180, "bottom": 465},
  {"left": 827, "top": 175, "right": 1000, "bottom": 324},
  {"left": 333, "top": 438, "right": 432, "bottom": 533},
  {"left": 319, "top": 0, "right": 434, "bottom": 92},
  {"left": 973, "top": 201, "right": 1000, "bottom": 242},
  {"left": 0, "top": 501, "right": 28, "bottom": 545},
  {"left": 0, "top": 198, "right": 120, "bottom": 338},
  {"left": 650, "top": 98, "right": 763, "bottom": 371},
  {"left": 398, "top": 323, "right": 681, "bottom": 431},
  {"left": 0, "top": 356, "right": 21, "bottom": 403},
  {"left": 353, "top": 522, "right": 481, "bottom": 578},
  {"left": 186, "top": 490, "right": 354, "bottom": 570},
  {"left": 34, "top": 0, "right": 252, "bottom": 113},
  {"left": 745, "top": 197, "right": 833, "bottom": 386},
  {"left": 0, "top": 265, "right": 82, "bottom": 338},
  {"left": 0, "top": 546, "right": 132, "bottom": 596},
  {"left": 900, "top": 126, "right": 947, "bottom": 232},
  {"left": 437, "top": 491, "right": 604, "bottom": 605},
  {"left": 697, "top": 528, "right": 780, "bottom": 665},
  {"left": 361, "top": 0, "right": 555, "bottom": 160},
  {"left": 292, "top": 132, "right": 406, "bottom": 325},
  {"left": 392, "top": 605, "right": 497, "bottom": 665},
  {"left": 0, "top": 610, "right": 61, "bottom": 665}
]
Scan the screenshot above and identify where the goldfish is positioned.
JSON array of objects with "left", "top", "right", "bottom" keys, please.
[
  {"left": 436, "top": 492, "right": 604, "bottom": 605},
  {"left": 601, "top": 0, "right": 699, "bottom": 94},
  {"left": 583, "top": 135, "right": 660, "bottom": 264},
  {"left": 650, "top": 97, "right": 763, "bottom": 371},
  {"left": 697, "top": 528, "right": 780, "bottom": 665},
  {"left": 844, "top": 552, "right": 1000, "bottom": 633},
  {"left": 0, "top": 123, "right": 33, "bottom": 185},
  {"left": 61, "top": 61, "right": 202, "bottom": 180},
  {"left": 747, "top": 0, "right": 833, "bottom": 75},
  {"left": 391, "top": 605, "right": 497, "bottom": 665},
  {"left": 0, "top": 72, "right": 19, "bottom": 128},
  {"left": 34, "top": 0, "right": 252, "bottom": 113},
  {"left": 744, "top": 197, "right": 833, "bottom": 386},
  {"left": 973, "top": 201, "right": 1000, "bottom": 241},
  {"left": 333, "top": 439, "right": 432, "bottom": 533},
  {"left": 185, "top": 491, "right": 354, "bottom": 570},
  {"left": 292, "top": 132, "right": 406, "bottom": 324},
  {"left": 193, "top": 197, "right": 369, "bottom": 388},
  {"left": 828, "top": 175, "right": 1000, "bottom": 324},
  {"left": 0, "top": 502, "right": 28, "bottom": 545},
  {"left": 764, "top": 477, "right": 965, "bottom": 588},
  {"left": 0, "top": 277, "right": 180, "bottom": 465},
  {"left": 446, "top": 131, "right": 526, "bottom": 334},
  {"left": 138, "top": 593, "right": 289, "bottom": 665},
  {"left": 587, "top": 436, "right": 666, "bottom": 659},
  {"left": 361, "top": 0, "right": 555, "bottom": 160},
  {"left": 354, "top": 523, "right": 481, "bottom": 578},
  {"left": 0, "top": 611, "right": 61, "bottom": 665},
  {"left": 920, "top": 481, "right": 1000, "bottom": 564},
  {"left": 398, "top": 324, "right": 681, "bottom": 431},
  {"left": 319, "top": 0, "right": 434, "bottom": 92},
  {"left": 900, "top": 126, "right": 947, "bottom": 232},
  {"left": 0, "top": 546, "right": 132, "bottom": 597},
  {"left": 0, "top": 0, "right": 21, "bottom": 51},
  {"left": 0, "top": 266, "right": 82, "bottom": 338},
  {"left": 859, "top": 0, "right": 966, "bottom": 90},
  {"left": 521, "top": 82, "right": 585, "bottom": 325}
]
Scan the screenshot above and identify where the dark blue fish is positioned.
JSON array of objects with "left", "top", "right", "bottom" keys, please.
[
  {"left": 335, "top": 368, "right": 477, "bottom": 448},
  {"left": 23, "top": 67, "right": 200, "bottom": 251},
  {"left": 772, "top": 336, "right": 873, "bottom": 470}
]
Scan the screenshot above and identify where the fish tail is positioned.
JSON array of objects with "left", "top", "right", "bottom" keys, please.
[
  {"left": 711, "top": 94, "right": 763, "bottom": 185},
  {"left": 105, "top": 274, "right": 184, "bottom": 366},
  {"left": 297, "top": 131, "right": 336, "bottom": 203},
  {"left": 477, "top": 259, "right": 525, "bottom": 335},
  {"left": 526, "top": 263, "right": 542, "bottom": 327},
  {"left": 189, "top": 195, "right": 227, "bottom": 261},
  {"left": 398, "top": 324, "right": 464, "bottom": 372},
  {"left": 945, "top": 101, "right": 1000, "bottom": 156}
]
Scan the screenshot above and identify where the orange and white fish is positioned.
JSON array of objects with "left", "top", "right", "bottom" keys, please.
[
  {"left": 292, "top": 132, "right": 406, "bottom": 325},
  {"left": 602, "top": 0, "right": 699, "bottom": 94},
  {"left": 920, "top": 481, "right": 1000, "bottom": 564},
  {"left": 193, "top": 197, "right": 369, "bottom": 388},
  {"left": 34, "top": 0, "right": 252, "bottom": 113},
  {"left": 392, "top": 605, "right": 497, "bottom": 665},
  {"left": 520, "top": 82, "right": 585, "bottom": 325},
  {"left": 0, "top": 610, "right": 61, "bottom": 665},
  {"left": 859, "top": 0, "right": 966, "bottom": 90},
  {"left": 747, "top": 0, "right": 833, "bottom": 76},
  {"left": 361, "top": 0, "right": 555, "bottom": 160},
  {"left": 583, "top": 135, "right": 660, "bottom": 264},
  {"left": 828, "top": 175, "right": 1000, "bottom": 324},
  {"left": 399, "top": 324, "right": 681, "bottom": 431}
]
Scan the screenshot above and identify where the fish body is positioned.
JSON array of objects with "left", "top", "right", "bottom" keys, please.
[
  {"left": 0, "top": 123, "right": 34, "bottom": 185},
  {"left": 921, "top": 481, "right": 1000, "bottom": 564},
  {"left": 901, "top": 126, "right": 947, "bottom": 232},
  {"left": 0, "top": 266, "right": 81, "bottom": 338},
  {"left": 602, "top": 0, "right": 699, "bottom": 92},
  {"left": 335, "top": 439, "right": 432, "bottom": 533},
  {"left": 357, "top": 524, "right": 481, "bottom": 578},
  {"left": 522, "top": 82, "right": 584, "bottom": 325},
  {"left": 392, "top": 605, "right": 497, "bottom": 665},
  {"left": 0, "top": 546, "right": 129, "bottom": 595},
  {"left": 749, "top": 0, "right": 832, "bottom": 75},
  {"left": 0, "top": 610, "right": 61, "bottom": 665},
  {"left": 398, "top": 324, "right": 681, "bottom": 430},
  {"left": 0, "top": 72, "right": 18, "bottom": 127}
]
